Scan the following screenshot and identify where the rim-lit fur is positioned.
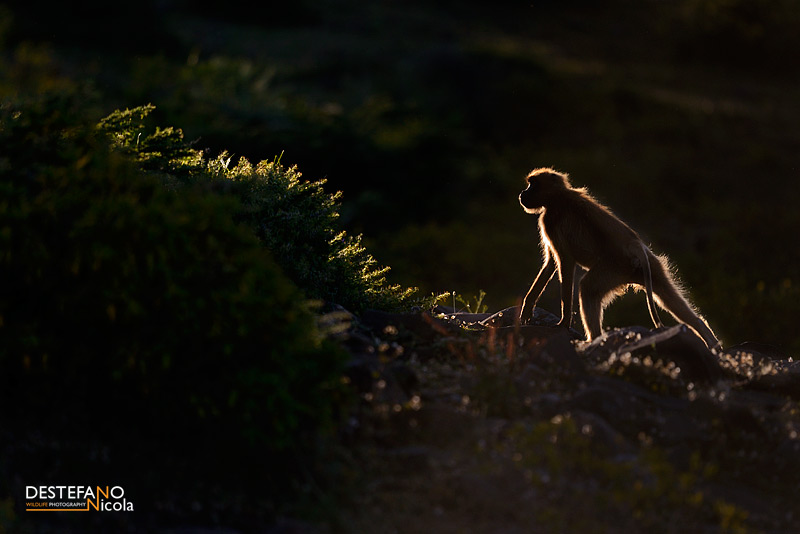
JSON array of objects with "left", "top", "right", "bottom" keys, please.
[{"left": 518, "top": 167, "right": 720, "bottom": 350}]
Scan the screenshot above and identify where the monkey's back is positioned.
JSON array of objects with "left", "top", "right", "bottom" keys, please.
[{"left": 541, "top": 188, "right": 641, "bottom": 270}]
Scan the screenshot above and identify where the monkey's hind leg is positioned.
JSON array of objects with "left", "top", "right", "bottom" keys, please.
[
  {"left": 652, "top": 269, "right": 721, "bottom": 350},
  {"left": 641, "top": 245, "right": 665, "bottom": 329}
]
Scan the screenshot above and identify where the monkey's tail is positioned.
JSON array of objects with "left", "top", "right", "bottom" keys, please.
[{"left": 640, "top": 243, "right": 664, "bottom": 329}]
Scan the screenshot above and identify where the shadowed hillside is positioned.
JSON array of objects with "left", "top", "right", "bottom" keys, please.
[{"left": 6, "top": 0, "right": 800, "bottom": 350}]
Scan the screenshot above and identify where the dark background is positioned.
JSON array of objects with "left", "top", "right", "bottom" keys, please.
[{"left": 5, "top": 0, "right": 800, "bottom": 351}]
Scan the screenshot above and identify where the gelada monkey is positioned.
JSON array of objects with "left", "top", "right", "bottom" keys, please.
[{"left": 518, "top": 167, "right": 720, "bottom": 350}]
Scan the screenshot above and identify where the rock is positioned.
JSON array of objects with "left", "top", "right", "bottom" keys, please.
[
  {"left": 724, "top": 341, "right": 789, "bottom": 360},
  {"left": 360, "top": 309, "right": 460, "bottom": 345},
  {"left": 480, "top": 305, "right": 559, "bottom": 328},
  {"left": 745, "top": 368, "right": 800, "bottom": 400},
  {"left": 431, "top": 306, "right": 493, "bottom": 327},
  {"left": 522, "top": 326, "right": 586, "bottom": 377},
  {"left": 582, "top": 325, "right": 728, "bottom": 384},
  {"left": 482, "top": 306, "right": 585, "bottom": 342}
]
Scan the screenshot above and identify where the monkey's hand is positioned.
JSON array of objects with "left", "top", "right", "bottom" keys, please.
[{"left": 556, "top": 317, "right": 571, "bottom": 329}]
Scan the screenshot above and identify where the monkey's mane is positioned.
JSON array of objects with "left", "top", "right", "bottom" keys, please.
[
  {"left": 570, "top": 185, "right": 643, "bottom": 241},
  {"left": 529, "top": 169, "right": 632, "bottom": 235}
]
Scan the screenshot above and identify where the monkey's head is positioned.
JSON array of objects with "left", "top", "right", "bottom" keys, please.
[{"left": 519, "top": 168, "right": 571, "bottom": 214}]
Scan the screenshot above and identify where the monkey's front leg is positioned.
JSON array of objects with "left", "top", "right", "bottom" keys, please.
[
  {"left": 557, "top": 261, "right": 577, "bottom": 328},
  {"left": 520, "top": 254, "right": 556, "bottom": 323}
]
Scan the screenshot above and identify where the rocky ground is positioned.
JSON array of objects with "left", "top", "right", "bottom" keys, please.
[
  {"left": 339, "top": 306, "right": 800, "bottom": 534},
  {"left": 8, "top": 306, "right": 799, "bottom": 533}
]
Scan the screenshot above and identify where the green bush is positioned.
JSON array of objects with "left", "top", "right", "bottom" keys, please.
[
  {"left": 99, "top": 104, "right": 420, "bottom": 312},
  {"left": 208, "top": 155, "right": 419, "bottom": 311},
  {"left": 97, "top": 103, "right": 204, "bottom": 180},
  {"left": 0, "top": 93, "right": 346, "bottom": 477}
]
